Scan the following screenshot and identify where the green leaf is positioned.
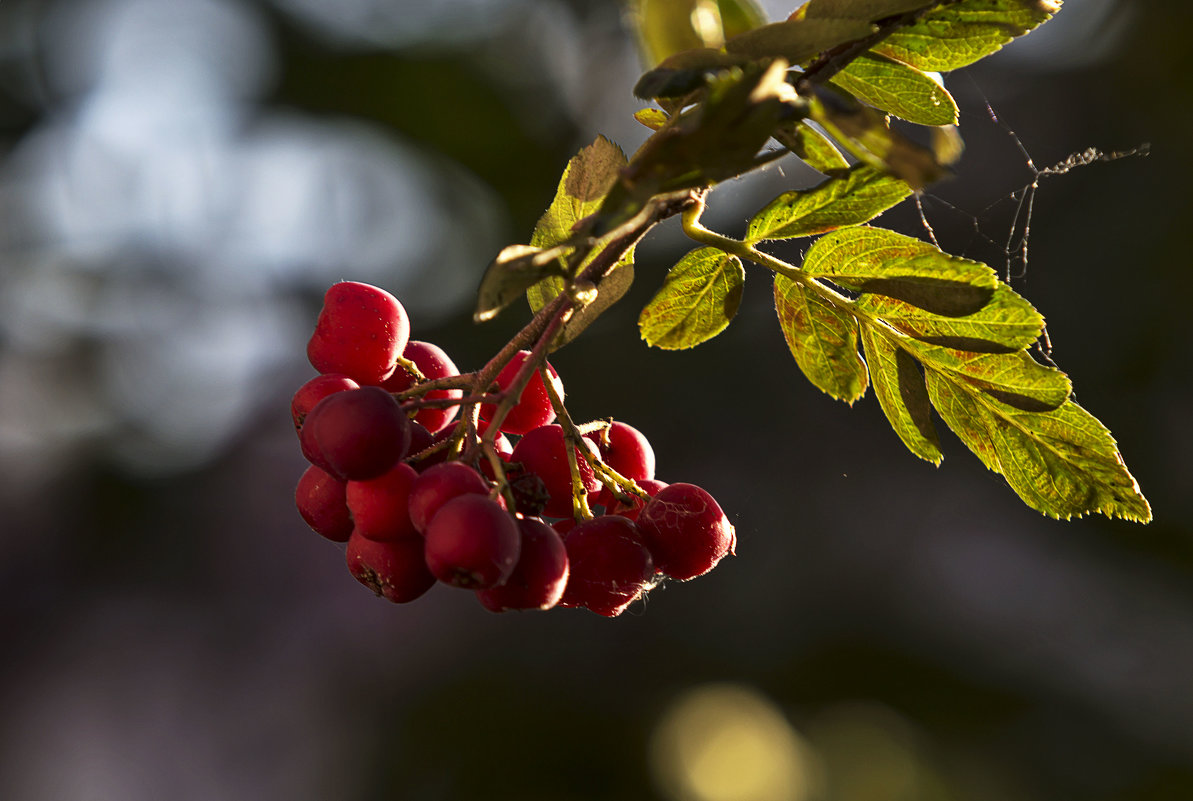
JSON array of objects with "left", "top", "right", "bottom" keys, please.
[
  {"left": 639, "top": 247, "right": 745, "bottom": 350},
  {"left": 774, "top": 273, "right": 868, "bottom": 403},
  {"left": 873, "top": 0, "right": 1062, "bottom": 72},
  {"left": 773, "top": 121, "right": 850, "bottom": 173},
  {"left": 860, "top": 325, "right": 942, "bottom": 463},
  {"left": 632, "top": 0, "right": 767, "bottom": 67},
  {"left": 475, "top": 244, "right": 569, "bottom": 323},
  {"left": 808, "top": 94, "right": 953, "bottom": 188},
  {"left": 830, "top": 52, "right": 959, "bottom": 125},
  {"left": 724, "top": 17, "right": 876, "bottom": 63},
  {"left": 854, "top": 284, "right": 1043, "bottom": 352},
  {"left": 902, "top": 341, "right": 1070, "bottom": 411},
  {"left": 803, "top": 227, "right": 997, "bottom": 316},
  {"left": 925, "top": 370, "right": 1150, "bottom": 522},
  {"left": 794, "top": 0, "right": 935, "bottom": 20},
  {"left": 530, "top": 135, "right": 627, "bottom": 256},
  {"left": 746, "top": 164, "right": 912, "bottom": 242}
]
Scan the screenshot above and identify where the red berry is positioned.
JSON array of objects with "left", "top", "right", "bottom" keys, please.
[
  {"left": 346, "top": 462, "right": 419, "bottom": 542},
  {"left": 423, "top": 495, "right": 521, "bottom": 589},
  {"left": 346, "top": 532, "right": 436, "bottom": 603},
  {"left": 479, "top": 350, "right": 563, "bottom": 435},
  {"left": 602, "top": 478, "right": 669, "bottom": 521},
  {"left": 307, "top": 281, "right": 410, "bottom": 385},
  {"left": 304, "top": 386, "right": 411, "bottom": 480},
  {"left": 407, "top": 462, "right": 492, "bottom": 534},
  {"left": 559, "top": 515, "right": 654, "bottom": 617},
  {"left": 382, "top": 341, "right": 463, "bottom": 433},
  {"left": 291, "top": 373, "right": 359, "bottom": 434},
  {"left": 295, "top": 465, "right": 353, "bottom": 542},
  {"left": 476, "top": 517, "right": 569, "bottom": 611},
  {"left": 509, "top": 424, "right": 599, "bottom": 518},
  {"left": 636, "top": 483, "right": 735, "bottom": 581},
  {"left": 587, "top": 421, "right": 656, "bottom": 482}
]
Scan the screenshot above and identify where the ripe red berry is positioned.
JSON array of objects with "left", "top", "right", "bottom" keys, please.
[
  {"left": 423, "top": 495, "right": 521, "bottom": 589},
  {"left": 291, "top": 373, "right": 359, "bottom": 433},
  {"left": 346, "top": 532, "right": 436, "bottom": 603},
  {"left": 509, "top": 424, "right": 599, "bottom": 518},
  {"left": 479, "top": 350, "right": 563, "bottom": 435},
  {"left": 382, "top": 340, "right": 463, "bottom": 433},
  {"left": 559, "top": 515, "right": 654, "bottom": 617},
  {"left": 636, "top": 483, "right": 735, "bottom": 581},
  {"left": 476, "top": 517, "right": 569, "bottom": 611},
  {"left": 407, "top": 461, "right": 492, "bottom": 534},
  {"left": 587, "top": 421, "right": 656, "bottom": 482},
  {"left": 295, "top": 465, "right": 353, "bottom": 542},
  {"left": 346, "top": 462, "right": 419, "bottom": 541},
  {"left": 304, "top": 386, "right": 411, "bottom": 480},
  {"left": 307, "top": 281, "right": 410, "bottom": 385}
]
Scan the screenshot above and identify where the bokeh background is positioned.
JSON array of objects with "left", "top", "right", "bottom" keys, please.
[{"left": 1, "top": 1, "right": 1191, "bottom": 799}]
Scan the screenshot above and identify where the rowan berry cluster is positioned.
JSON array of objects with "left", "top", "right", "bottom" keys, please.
[{"left": 292, "top": 281, "right": 735, "bottom": 616}]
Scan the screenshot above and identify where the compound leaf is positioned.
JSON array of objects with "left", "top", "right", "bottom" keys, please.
[
  {"left": 831, "top": 52, "right": 959, "bottom": 125},
  {"left": 775, "top": 273, "right": 869, "bottom": 404},
  {"left": 902, "top": 340, "right": 1071, "bottom": 411},
  {"left": 747, "top": 164, "right": 912, "bottom": 242},
  {"left": 873, "top": 0, "right": 1062, "bottom": 72},
  {"left": 855, "top": 284, "right": 1043, "bottom": 352},
  {"left": 925, "top": 369, "right": 1151, "bottom": 522},
  {"left": 860, "top": 324, "right": 942, "bottom": 463},
  {"left": 640, "top": 247, "right": 744, "bottom": 350}
]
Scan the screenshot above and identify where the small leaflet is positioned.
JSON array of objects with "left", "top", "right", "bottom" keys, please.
[
  {"left": 639, "top": 247, "right": 745, "bottom": 350},
  {"left": 772, "top": 121, "right": 850, "bottom": 173},
  {"left": 830, "top": 52, "right": 959, "bottom": 126},
  {"left": 925, "top": 369, "right": 1151, "bottom": 522},
  {"left": 873, "top": 0, "right": 1061, "bottom": 72},
  {"left": 724, "top": 17, "right": 875, "bottom": 64},
  {"left": 860, "top": 325, "right": 941, "bottom": 463},
  {"left": 900, "top": 341, "right": 1071, "bottom": 412},
  {"left": 746, "top": 164, "right": 912, "bottom": 242},
  {"left": 854, "top": 285, "right": 1044, "bottom": 352},
  {"left": 475, "top": 245, "right": 569, "bottom": 323},
  {"left": 774, "top": 273, "right": 869, "bottom": 404}
]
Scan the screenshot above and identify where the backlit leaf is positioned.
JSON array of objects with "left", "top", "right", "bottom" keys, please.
[
  {"left": 803, "top": 226, "right": 997, "bottom": 315},
  {"left": 831, "top": 52, "right": 959, "bottom": 125},
  {"left": 746, "top": 164, "right": 911, "bottom": 242},
  {"left": 632, "top": 0, "right": 768, "bottom": 67},
  {"left": 903, "top": 341, "right": 1071, "bottom": 411},
  {"left": 873, "top": 0, "right": 1062, "bottom": 72},
  {"left": 530, "top": 135, "right": 627, "bottom": 257},
  {"left": 773, "top": 121, "right": 850, "bottom": 173},
  {"left": 724, "top": 17, "right": 875, "bottom": 63},
  {"left": 639, "top": 247, "right": 745, "bottom": 350},
  {"left": 925, "top": 369, "right": 1150, "bottom": 521},
  {"left": 774, "top": 273, "right": 869, "bottom": 403},
  {"left": 792, "top": 0, "right": 935, "bottom": 20},
  {"left": 475, "top": 245, "right": 569, "bottom": 323},
  {"left": 855, "top": 284, "right": 1043, "bottom": 352},
  {"left": 860, "top": 325, "right": 941, "bottom": 463}
]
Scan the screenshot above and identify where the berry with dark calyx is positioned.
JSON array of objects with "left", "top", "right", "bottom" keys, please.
[
  {"left": 346, "top": 462, "right": 419, "bottom": 542},
  {"left": 559, "top": 515, "right": 654, "bottom": 617},
  {"left": 476, "top": 517, "right": 569, "bottom": 611},
  {"left": 291, "top": 373, "right": 359, "bottom": 433},
  {"left": 382, "top": 340, "right": 463, "bottom": 433},
  {"left": 603, "top": 478, "right": 669, "bottom": 522},
  {"left": 295, "top": 465, "right": 354, "bottom": 542},
  {"left": 587, "top": 421, "right": 656, "bottom": 482},
  {"left": 423, "top": 494, "right": 521, "bottom": 588},
  {"left": 479, "top": 350, "right": 563, "bottom": 435},
  {"left": 509, "top": 424, "right": 599, "bottom": 518},
  {"left": 637, "top": 482, "right": 735, "bottom": 581},
  {"left": 307, "top": 281, "right": 410, "bottom": 385},
  {"left": 346, "top": 532, "right": 436, "bottom": 603},
  {"left": 408, "top": 461, "right": 492, "bottom": 534},
  {"left": 304, "top": 386, "right": 411, "bottom": 480}
]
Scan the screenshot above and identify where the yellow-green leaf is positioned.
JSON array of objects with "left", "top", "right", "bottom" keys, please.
[
  {"left": 831, "top": 52, "right": 959, "bottom": 125},
  {"left": 724, "top": 17, "right": 875, "bottom": 64},
  {"left": 773, "top": 121, "right": 850, "bottom": 173},
  {"left": 902, "top": 341, "right": 1070, "bottom": 411},
  {"left": 530, "top": 135, "right": 627, "bottom": 256},
  {"left": 475, "top": 244, "right": 570, "bottom": 323},
  {"left": 860, "top": 324, "right": 942, "bottom": 463},
  {"left": 855, "top": 284, "right": 1043, "bottom": 352},
  {"left": 925, "top": 370, "right": 1150, "bottom": 522},
  {"left": 873, "top": 0, "right": 1062, "bottom": 72},
  {"left": 632, "top": 0, "right": 768, "bottom": 67},
  {"left": 746, "top": 164, "right": 911, "bottom": 242},
  {"left": 639, "top": 247, "right": 744, "bottom": 350},
  {"left": 774, "top": 273, "right": 868, "bottom": 404},
  {"left": 793, "top": 0, "right": 935, "bottom": 21}
]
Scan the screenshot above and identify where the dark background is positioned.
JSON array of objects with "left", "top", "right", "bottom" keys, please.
[{"left": 1, "top": 1, "right": 1190, "bottom": 799}]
